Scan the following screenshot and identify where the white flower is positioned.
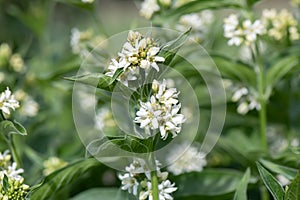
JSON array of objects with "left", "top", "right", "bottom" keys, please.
[
  {"left": 140, "top": 0, "right": 160, "bottom": 19},
  {"left": 232, "top": 87, "right": 248, "bottom": 102},
  {"left": 230, "top": 86, "right": 260, "bottom": 115},
  {"left": 242, "top": 20, "right": 265, "bottom": 45},
  {"left": 106, "top": 31, "right": 164, "bottom": 86},
  {"left": 118, "top": 173, "right": 139, "bottom": 195},
  {"left": 19, "top": 96, "right": 39, "bottom": 117},
  {"left": 224, "top": 14, "right": 265, "bottom": 46},
  {"left": 140, "top": 180, "right": 177, "bottom": 200},
  {"left": 158, "top": 180, "right": 178, "bottom": 200},
  {"left": 0, "top": 87, "right": 20, "bottom": 115},
  {"left": 176, "top": 11, "right": 214, "bottom": 42},
  {"left": 5, "top": 162, "right": 24, "bottom": 181},
  {"left": 167, "top": 142, "right": 207, "bottom": 175},
  {"left": 135, "top": 79, "right": 185, "bottom": 140}
]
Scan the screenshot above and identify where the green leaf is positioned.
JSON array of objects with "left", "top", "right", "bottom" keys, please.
[
  {"left": 233, "top": 168, "right": 251, "bottom": 200},
  {"left": 260, "top": 159, "right": 298, "bottom": 180},
  {"left": 159, "top": 28, "right": 191, "bottom": 65},
  {"left": 266, "top": 56, "right": 299, "bottom": 87},
  {"left": 173, "top": 169, "right": 244, "bottom": 199},
  {"left": 246, "top": 0, "right": 261, "bottom": 7},
  {"left": 65, "top": 73, "right": 113, "bottom": 91},
  {"left": 3, "top": 174, "right": 9, "bottom": 192},
  {"left": 54, "top": 0, "right": 94, "bottom": 10},
  {"left": 212, "top": 54, "right": 256, "bottom": 86},
  {"left": 70, "top": 188, "right": 119, "bottom": 200},
  {"left": 0, "top": 120, "right": 27, "bottom": 136},
  {"left": 70, "top": 188, "right": 132, "bottom": 200},
  {"left": 257, "top": 162, "right": 285, "bottom": 200},
  {"left": 110, "top": 68, "right": 124, "bottom": 84},
  {"left": 154, "top": 0, "right": 241, "bottom": 23},
  {"left": 285, "top": 171, "right": 300, "bottom": 200},
  {"left": 29, "top": 158, "right": 100, "bottom": 200}
]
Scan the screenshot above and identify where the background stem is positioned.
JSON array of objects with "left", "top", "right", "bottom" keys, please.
[
  {"left": 252, "top": 43, "right": 268, "bottom": 151},
  {"left": 8, "top": 134, "right": 22, "bottom": 168}
]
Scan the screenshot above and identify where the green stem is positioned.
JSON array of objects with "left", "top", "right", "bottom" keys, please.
[
  {"left": 8, "top": 134, "right": 21, "bottom": 168},
  {"left": 151, "top": 170, "right": 159, "bottom": 200},
  {"left": 252, "top": 43, "right": 268, "bottom": 151}
]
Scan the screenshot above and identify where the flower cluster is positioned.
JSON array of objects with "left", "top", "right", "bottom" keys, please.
[
  {"left": 70, "top": 28, "right": 105, "bottom": 58},
  {"left": 139, "top": 0, "right": 197, "bottom": 19},
  {"left": 223, "top": 14, "right": 265, "bottom": 46},
  {"left": 105, "top": 31, "right": 165, "bottom": 86},
  {"left": 175, "top": 11, "right": 214, "bottom": 42},
  {"left": 118, "top": 159, "right": 177, "bottom": 200},
  {"left": 134, "top": 79, "right": 186, "bottom": 140},
  {"left": 261, "top": 9, "right": 299, "bottom": 41},
  {"left": 14, "top": 90, "right": 39, "bottom": 118},
  {"left": 0, "top": 43, "right": 25, "bottom": 73},
  {"left": 0, "top": 151, "right": 29, "bottom": 200},
  {"left": 43, "top": 157, "right": 68, "bottom": 176},
  {"left": 167, "top": 142, "right": 207, "bottom": 175},
  {"left": 0, "top": 87, "right": 19, "bottom": 116},
  {"left": 231, "top": 86, "right": 261, "bottom": 115}
]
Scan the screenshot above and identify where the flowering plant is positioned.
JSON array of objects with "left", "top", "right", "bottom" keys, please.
[{"left": 0, "top": 0, "right": 300, "bottom": 200}]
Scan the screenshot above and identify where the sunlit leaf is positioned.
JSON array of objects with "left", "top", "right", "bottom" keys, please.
[
  {"left": 233, "top": 168, "right": 251, "bottom": 200},
  {"left": 285, "top": 171, "right": 300, "bottom": 200},
  {"left": 257, "top": 162, "right": 285, "bottom": 200},
  {"left": 29, "top": 158, "right": 100, "bottom": 200}
]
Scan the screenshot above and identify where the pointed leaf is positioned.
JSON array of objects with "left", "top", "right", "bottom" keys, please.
[
  {"left": 159, "top": 28, "right": 191, "bottom": 65},
  {"left": 233, "top": 168, "right": 251, "bottom": 200},
  {"left": 29, "top": 158, "right": 100, "bottom": 200},
  {"left": 257, "top": 162, "right": 285, "bottom": 200},
  {"left": 266, "top": 56, "right": 299, "bottom": 87},
  {"left": 65, "top": 73, "right": 113, "bottom": 91},
  {"left": 174, "top": 169, "right": 244, "bottom": 199},
  {"left": 212, "top": 54, "right": 256, "bottom": 86},
  {"left": 285, "top": 171, "right": 300, "bottom": 200},
  {"left": 154, "top": 0, "right": 241, "bottom": 23},
  {"left": 260, "top": 159, "right": 298, "bottom": 180},
  {"left": 0, "top": 120, "right": 27, "bottom": 136},
  {"left": 3, "top": 174, "right": 9, "bottom": 192}
]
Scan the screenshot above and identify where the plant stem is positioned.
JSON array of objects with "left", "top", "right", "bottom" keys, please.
[
  {"left": 253, "top": 43, "right": 268, "bottom": 151},
  {"left": 151, "top": 170, "right": 159, "bottom": 200},
  {"left": 8, "top": 134, "right": 21, "bottom": 168}
]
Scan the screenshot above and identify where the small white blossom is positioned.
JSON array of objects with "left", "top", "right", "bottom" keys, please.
[
  {"left": 106, "top": 31, "right": 165, "bottom": 86},
  {"left": 140, "top": 180, "right": 177, "bottom": 200},
  {"left": 230, "top": 86, "right": 260, "bottom": 115},
  {"left": 0, "top": 150, "right": 11, "bottom": 167},
  {"left": 0, "top": 87, "right": 20, "bottom": 115},
  {"left": 224, "top": 14, "right": 265, "bottom": 46},
  {"left": 140, "top": 0, "right": 160, "bottom": 19},
  {"left": 176, "top": 11, "right": 214, "bottom": 42},
  {"left": 135, "top": 79, "right": 185, "bottom": 140},
  {"left": 167, "top": 142, "right": 207, "bottom": 175},
  {"left": 94, "top": 107, "right": 116, "bottom": 131},
  {"left": 5, "top": 162, "right": 24, "bottom": 181},
  {"left": 118, "top": 173, "right": 139, "bottom": 195}
]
